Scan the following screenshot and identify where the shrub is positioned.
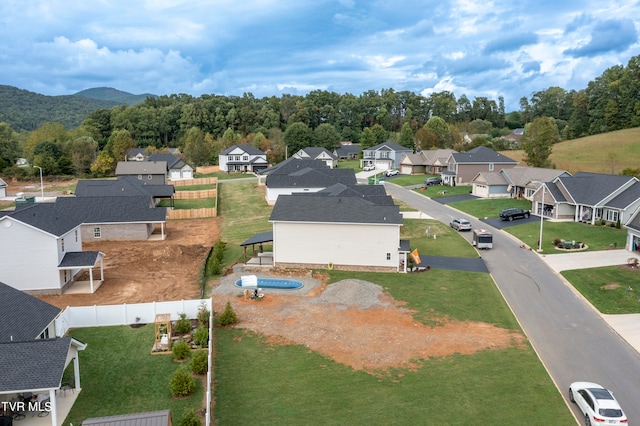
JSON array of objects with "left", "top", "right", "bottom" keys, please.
[
  {"left": 197, "top": 303, "right": 210, "bottom": 327},
  {"left": 174, "top": 313, "right": 192, "bottom": 335},
  {"left": 172, "top": 339, "right": 191, "bottom": 360},
  {"left": 179, "top": 408, "right": 202, "bottom": 426},
  {"left": 169, "top": 366, "right": 196, "bottom": 397},
  {"left": 218, "top": 301, "right": 237, "bottom": 326},
  {"left": 616, "top": 218, "right": 621, "bottom": 229},
  {"left": 553, "top": 238, "right": 562, "bottom": 247},
  {"left": 190, "top": 350, "right": 208, "bottom": 375},
  {"left": 193, "top": 326, "right": 208, "bottom": 347}
]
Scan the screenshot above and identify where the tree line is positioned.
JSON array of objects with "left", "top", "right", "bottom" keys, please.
[{"left": 2, "top": 54, "right": 640, "bottom": 178}]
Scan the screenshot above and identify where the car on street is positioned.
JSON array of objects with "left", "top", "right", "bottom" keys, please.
[
  {"left": 385, "top": 169, "right": 399, "bottom": 177},
  {"left": 450, "top": 218, "right": 472, "bottom": 231},
  {"left": 499, "top": 207, "right": 530, "bottom": 221},
  {"left": 424, "top": 176, "right": 442, "bottom": 186},
  {"left": 569, "top": 382, "right": 627, "bottom": 426},
  {"left": 362, "top": 164, "right": 375, "bottom": 171}
]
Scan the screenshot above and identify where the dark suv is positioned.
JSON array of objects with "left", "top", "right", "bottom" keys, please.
[
  {"left": 499, "top": 208, "right": 531, "bottom": 221},
  {"left": 424, "top": 176, "right": 442, "bottom": 186}
]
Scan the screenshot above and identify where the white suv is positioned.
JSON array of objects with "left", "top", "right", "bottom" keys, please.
[{"left": 385, "top": 169, "right": 399, "bottom": 177}]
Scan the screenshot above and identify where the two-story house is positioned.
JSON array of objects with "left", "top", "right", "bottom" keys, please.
[
  {"left": 292, "top": 147, "right": 338, "bottom": 169},
  {"left": 219, "top": 144, "right": 268, "bottom": 173},
  {"left": 444, "top": 146, "right": 518, "bottom": 186},
  {"left": 361, "top": 142, "right": 412, "bottom": 171},
  {"left": 115, "top": 161, "right": 168, "bottom": 185}
]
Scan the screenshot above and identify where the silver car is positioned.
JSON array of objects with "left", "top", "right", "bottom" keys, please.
[{"left": 450, "top": 218, "right": 472, "bottom": 231}]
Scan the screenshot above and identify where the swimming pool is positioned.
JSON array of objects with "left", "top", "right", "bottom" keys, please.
[{"left": 234, "top": 277, "right": 304, "bottom": 290}]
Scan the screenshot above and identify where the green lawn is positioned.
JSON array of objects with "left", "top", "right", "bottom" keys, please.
[
  {"left": 214, "top": 270, "right": 572, "bottom": 425},
  {"left": 387, "top": 174, "right": 427, "bottom": 186},
  {"left": 402, "top": 219, "right": 479, "bottom": 259},
  {"left": 562, "top": 266, "right": 640, "bottom": 314},
  {"left": 65, "top": 325, "right": 204, "bottom": 425},
  {"left": 414, "top": 184, "right": 473, "bottom": 198},
  {"left": 506, "top": 221, "right": 628, "bottom": 252},
  {"left": 195, "top": 171, "right": 256, "bottom": 180},
  {"left": 449, "top": 197, "right": 533, "bottom": 219}
]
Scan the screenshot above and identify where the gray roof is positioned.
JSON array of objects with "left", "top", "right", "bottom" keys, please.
[
  {"left": 83, "top": 410, "right": 172, "bottom": 426},
  {"left": 115, "top": 161, "right": 167, "bottom": 175},
  {"left": 75, "top": 176, "right": 174, "bottom": 198},
  {"left": 554, "top": 172, "right": 636, "bottom": 206},
  {"left": 266, "top": 167, "right": 356, "bottom": 189},
  {"left": 0, "top": 177, "right": 7, "bottom": 187},
  {"left": 259, "top": 158, "right": 328, "bottom": 176},
  {"left": 5, "top": 203, "right": 80, "bottom": 236},
  {"left": 607, "top": 181, "right": 640, "bottom": 209},
  {"left": 55, "top": 196, "right": 167, "bottom": 224},
  {"left": 220, "top": 143, "right": 265, "bottom": 156},
  {"left": 146, "top": 153, "right": 186, "bottom": 170},
  {"left": 270, "top": 191, "right": 403, "bottom": 225},
  {"left": 451, "top": 146, "right": 517, "bottom": 164},
  {"left": 316, "top": 183, "right": 396, "bottom": 206},
  {"left": 0, "top": 281, "right": 61, "bottom": 343},
  {"left": 59, "top": 251, "right": 103, "bottom": 268},
  {"left": 334, "top": 144, "right": 361, "bottom": 156},
  {"left": 296, "top": 147, "right": 338, "bottom": 160},
  {"left": 626, "top": 206, "right": 640, "bottom": 231},
  {"left": 240, "top": 231, "right": 273, "bottom": 246},
  {"left": 472, "top": 171, "right": 508, "bottom": 185},
  {"left": 365, "top": 141, "right": 412, "bottom": 152},
  {"left": 501, "top": 166, "right": 570, "bottom": 187}
]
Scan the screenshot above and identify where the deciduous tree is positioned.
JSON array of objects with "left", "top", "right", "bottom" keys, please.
[{"left": 522, "top": 117, "right": 559, "bottom": 167}]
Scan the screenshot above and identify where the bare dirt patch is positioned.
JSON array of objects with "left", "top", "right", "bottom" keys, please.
[
  {"left": 212, "top": 278, "right": 526, "bottom": 373},
  {"left": 38, "top": 218, "right": 220, "bottom": 309}
]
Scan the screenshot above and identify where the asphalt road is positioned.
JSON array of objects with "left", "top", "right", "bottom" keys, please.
[{"left": 384, "top": 183, "right": 640, "bottom": 424}]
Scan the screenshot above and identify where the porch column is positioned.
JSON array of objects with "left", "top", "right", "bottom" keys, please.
[
  {"left": 48, "top": 389, "right": 57, "bottom": 426},
  {"left": 89, "top": 267, "right": 95, "bottom": 293},
  {"left": 73, "top": 357, "right": 81, "bottom": 391}
]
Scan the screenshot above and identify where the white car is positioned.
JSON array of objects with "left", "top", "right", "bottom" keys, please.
[
  {"left": 385, "top": 169, "right": 399, "bottom": 177},
  {"left": 450, "top": 218, "right": 472, "bottom": 231},
  {"left": 569, "top": 382, "right": 627, "bottom": 426},
  {"left": 362, "top": 164, "right": 375, "bottom": 171}
]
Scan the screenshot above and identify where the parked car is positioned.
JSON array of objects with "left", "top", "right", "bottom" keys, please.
[
  {"left": 499, "top": 207, "right": 530, "bottom": 221},
  {"left": 385, "top": 169, "right": 399, "bottom": 177},
  {"left": 363, "top": 164, "right": 375, "bottom": 171},
  {"left": 450, "top": 218, "right": 472, "bottom": 231},
  {"left": 569, "top": 382, "right": 627, "bottom": 426},
  {"left": 424, "top": 176, "right": 442, "bottom": 186}
]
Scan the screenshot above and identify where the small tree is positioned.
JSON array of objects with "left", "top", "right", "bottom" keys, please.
[
  {"left": 193, "top": 326, "right": 208, "bottom": 347},
  {"left": 190, "top": 350, "right": 208, "bottom": 375},
  {"left": 169, "top": 366, "right": 195, "bottom": 397},
  {"left": 172, "top": 339, "right": 191, "bottom": 360},
  {"left": 174, "top": 313, "right": 192, "bottom": 335},
  {"left": 218, "top": 301, "right": 237, "bottom": 326},
  {"left": 179, "top": 408, "right": 202, "bottom": 426},
  {"left": 197, "top": 302, "right": 210, "bottom": 327}
]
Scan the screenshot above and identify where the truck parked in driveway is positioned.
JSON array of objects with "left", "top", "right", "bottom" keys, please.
[{"left": 499, "top": 207, "right": 530, "bottom": 221}]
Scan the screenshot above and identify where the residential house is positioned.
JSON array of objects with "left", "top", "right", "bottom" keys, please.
[
  {"left": 115, "top": 161, "right": 168, "bottom": 185},
  {"left": 269, "top": 183, "right": 407, "bottom": 271},
  {"left": 333, "top": 143, "right": 361, "bottom": 160},
  {"left": 292, "top": 147, "right": 338, "bottom": 169},
  {"left": 0, "top": 177, "right": 7, "bottom": 198},
  {"left": 361, "top": 141, "right": 412, "bottom": 171},
  {"left": 531, "top": 173, "right": 640, "bottom": 226},
  {"left": 261, "top": 158, "right": 356, "bottom": 204},
  {"left": 219, "top": 144, "right": 268, "bottom": 173},
  {"left": 146, "top": 153, "right": 194, "bottom": 180},
  {"left": 126, "top": 148, "right": 147, "bottom": 161},
  {"left": 470, "top": 166, "right": 571, "bottom": 199},
  {"left": 504, "top": 128, "right": 524, "bottom": 145},
  {"left": 0, "top": 281, "right": 86, "bottom": 426},
  {"left": 399, "top": 149, "right": 456, "bottom": 175},
  {"left": 0, "top": 203, "right": 105, "bottom": 294},
  {"left": 75, "top": 176, "right": 175, "bottom": 206},
  {"left": 444, "top": 146, "right": 518, "bottom": 186},
  {"left": 624, "top": 207, "right": 640, "bottom": 253}
]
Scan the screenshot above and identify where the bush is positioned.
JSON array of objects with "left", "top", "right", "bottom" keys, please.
[
  {"left": 197, "top": 303, "right": 210, "bottom": 327},
  {"left": 193, "top": 326, "right": 208, "bottom": 347},
  {"left": 218, "top": 301, "right": 237, "bottom": 326},
  {"left": 553, "top": 238, "right": 562, "bottom": 247},
  {"left": 190, "top": 350, "right": 208, "bottom": 375},
  {"left": 174, "top": 313, "right": 192, "bottom": 335},
  {"left": 169, "top": 366, "right": 196, "bottom": 397},
  {"left": 179, "top": 408, "right": 202, "bottom": 426},
  {"left": 172, "top": 339, "right": 191, "bottom": 360}
]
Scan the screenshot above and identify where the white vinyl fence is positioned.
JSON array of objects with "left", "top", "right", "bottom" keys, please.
[{"left": 54, "top": 298, "right": 214, "bottom": 425}]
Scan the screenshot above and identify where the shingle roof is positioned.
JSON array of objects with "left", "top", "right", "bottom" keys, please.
[
  {"left": 4, "top": 203, "right": 80, "bottom": 236},
  {"left": 82, "top": 410, "right": 172, "bottom": 426},
  {"left": 75, "top": 176, "right": 174, "bottom": 198},
  {"left": 296, "top": 147, "right": 338, "bottom": 160},
  {"left": 316, "top": 183, "right": 395, "bottom": 205},
  {"left": 266, "top": 167, "right": 356, "bottom": 188},
  {"left": 607, "top": 181, "right": 640, "bottom": 209},
  {"left": 555, "top": 172, "right": 636, "bottom": 205},
  {"left": 146, "top": 153, "right": 184, "bottom": 170},
  {"left": 451, "top": 146, "right": 517, "bottom": 164},
  {"left": 259, "top": 158, "right": 328, "bottom": 175},
  {"left": 473, "top": 172, "right": 508, "bottom": 185},
  {"left": 115, "top": 161, "right": 167, "bottom": 175},
  {"left": 59, "top": 251, "right": 103, "bottom": 268},
  {"left": 0, "top": 337, "right": 76, "bottom": 392},
  {"left": 365, "top": 141, "right": 412, "bottom": 152},
  {"left": 0, "top": 281, "right": 61, "bottom": 343},
  {"left": 55, "top": 196, "right": 167, "bottom": 224},
  {"left": 401, "top": 153, "right": 427, "bottom": 165},
  {"left": 0, "top": 177, "right": 7, "bottom": 188},
  {"left": 219, "top": 143, "right": 266, "bottom": 156},
  {"left": 501, "top": 166, "right": 570, "bottom": 187}
]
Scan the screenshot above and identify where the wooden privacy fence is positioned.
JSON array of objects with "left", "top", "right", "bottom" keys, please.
[
  {"left": 167, "top": 207, "right": 217, "bottom": 219},
  {"left": 172, "top": 177, "right": 218, "bottom": 186},
  {"left": 174, "top": 189, "right": 217, "bottom": 199}
]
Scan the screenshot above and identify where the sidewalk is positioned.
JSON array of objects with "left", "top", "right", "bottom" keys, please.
[{"left": 540, "top": 249, "right": 640, "bottom": 354}]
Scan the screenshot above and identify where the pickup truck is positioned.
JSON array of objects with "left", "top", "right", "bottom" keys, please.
[{"left": 499, "top": 208, "right": 531, "bottom": 221}]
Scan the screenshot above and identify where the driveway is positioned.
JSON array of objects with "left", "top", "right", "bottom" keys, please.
[{"left": 481, "top": 215, "right": 542, "bottom": 230}]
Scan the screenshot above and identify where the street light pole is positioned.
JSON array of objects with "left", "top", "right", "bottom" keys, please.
[
  {"left": 34, "top": 165, "right": 44, "bottom": 202},
  {"left": 538, "top": 184, "right": 545, "bottom": 251}
]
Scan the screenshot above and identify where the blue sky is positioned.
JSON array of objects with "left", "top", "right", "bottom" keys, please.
[{"left": 1, "top": 0, "right": 639, "bottom": 111}]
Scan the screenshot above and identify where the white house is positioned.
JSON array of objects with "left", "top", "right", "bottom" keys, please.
[
  {"left": 0, "top": 203, "right": 104, "bottom": 294},
  {"left": 293, "top": 147, "right": 338, "bottom": 169},
  {"left": 361, "top": 141, "right": 412, "bottom": 171},
  {"left": 219, "top": 144, "right": 268, "bottom": 173},
  {"left": 0, "top": 177, "right": 7, "bottom": 198},
  {"left": 146, "top": 153, "right": 194, "bottom": 180},
  {"left": 625, "top": 206, "right": 640, "bottom": 253},
  {"left": 269, "top": 184, "right": 407, "bottom": 271}
]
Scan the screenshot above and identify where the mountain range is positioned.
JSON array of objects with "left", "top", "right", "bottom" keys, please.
[{"left": 0, "top": 85, "right": 156, "bottom": 131}]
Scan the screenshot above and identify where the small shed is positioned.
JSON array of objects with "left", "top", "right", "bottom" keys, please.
[
  {"left": 154, "top": 314, "right": 172, "bottom": 351},
  {"left": 83, "top": 409, "right": 172, "bottom": 426}
]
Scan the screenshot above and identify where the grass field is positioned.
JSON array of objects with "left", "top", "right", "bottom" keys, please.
[
  {"left": 448, "top": 197, "right": 533, "bottom": 219},
  {"left": 500, "top": 127, "right": 640, "bottom": 174},
  {"left": 562, "top": 266, "right": 640, "bottom": 314}
]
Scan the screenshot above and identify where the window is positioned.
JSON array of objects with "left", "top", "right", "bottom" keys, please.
[
  {"left": 39, "top": 328, "right": 49, "bottom": 339},
  {"left": 381, "top": 151, "right": 389, "bottom": 158},
  {"left": 606, "top": 210, "right": 619, "bottom": 223},
  {"left": 94, "top": 227, "right": 102, "bottom": 238},
  {"left": 489, "top": 163, "right": 494, "bottom": 171},
  {"left": 61, "top": 238, "right": 65, "bottom": 252},
  {"left": 386, "top": 253, "right": 391, "bottom": 260},
  {"left": 243, "top": 155, "right": 248, "bottom": 161},
  {"left": 75, "top": 229, "right": 78, "bottom": 242}
]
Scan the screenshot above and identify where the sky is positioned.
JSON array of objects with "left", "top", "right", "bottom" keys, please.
[{"left": 1, "top": 0, "right": 640, "bottom": 111}]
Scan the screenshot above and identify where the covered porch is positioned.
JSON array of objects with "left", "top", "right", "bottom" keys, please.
[
  {"left": 240, "top": 231, "right": 273, "bottom": 266},
  {"left": 59, "top": 251, "right": 105, "bottom": 294}
]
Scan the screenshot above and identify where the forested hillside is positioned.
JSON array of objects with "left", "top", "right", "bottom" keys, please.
[
  {"left": 75, "top": 87, "right": 155, "bottom": 105},
  {"left": 0, "top": 85, "right": 121, "bottom": 131}
]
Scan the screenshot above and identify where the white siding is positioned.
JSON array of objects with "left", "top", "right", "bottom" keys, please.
[
  {"left": 272, "top": 221, "right": 400, "bottom": 268},
  {"left": 266, "top": 187, "right": 323, "bottom": 204}
]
